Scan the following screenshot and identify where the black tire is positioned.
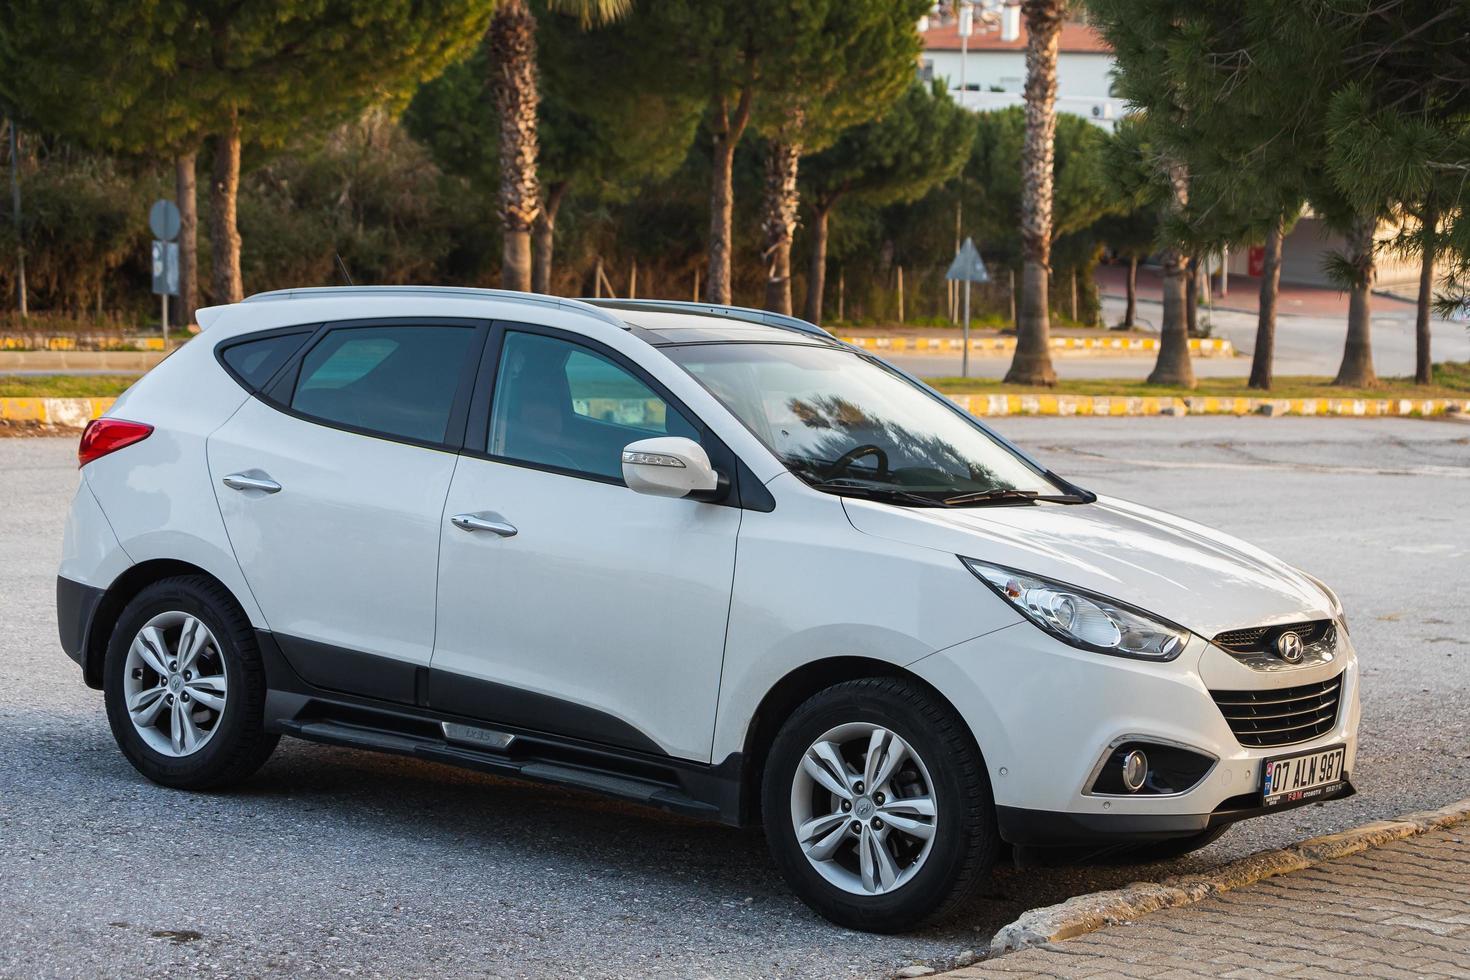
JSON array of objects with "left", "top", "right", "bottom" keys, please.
[
  {"left": 103, "top": 575, "right": 278, "bottom": 789},
  {"left": 1127, "top": 823, "right": 1232, "bottom": 862},
  {"left": 761, "top": 677, "right": 1000, "bottom": 933}
]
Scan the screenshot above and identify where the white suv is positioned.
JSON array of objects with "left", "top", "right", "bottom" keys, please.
[{"left": 58, "top": 288, "right": 1359, "bottom": 931}]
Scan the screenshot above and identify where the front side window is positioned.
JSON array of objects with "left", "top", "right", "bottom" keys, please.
[
  {"left": 664, "top": 343, "right": 1063, "bottom": 505},
  {"left": 290, "top": 324, "right": 475, "bottom": 444},
  {"left": 489, "top": 331, "right": 699, "bottom": 480}
]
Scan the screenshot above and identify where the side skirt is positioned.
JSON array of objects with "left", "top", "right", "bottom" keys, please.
[{"left": 256, "top": 630, "right": 750, "bottom": 827}]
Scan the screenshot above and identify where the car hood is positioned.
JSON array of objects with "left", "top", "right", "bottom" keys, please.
[{"left": 841, "top": 494, "right": 1333, "bottom": 638}]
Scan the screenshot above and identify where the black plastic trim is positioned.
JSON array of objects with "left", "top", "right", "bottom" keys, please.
[
  {"left": 996, "top": 778, "right": 1355, "bottom": 846},
  {"left": 427, "top": 668, "right": 663, "bottom": 756},
  {"left": 272, "top": 633, "right": 421, "bottom": 706},
  {"left": 56, "top": 575, "right": 105, "bottom": 670},
  {"left": 256, "top": 629, "right": 748, "bottom": 825}
]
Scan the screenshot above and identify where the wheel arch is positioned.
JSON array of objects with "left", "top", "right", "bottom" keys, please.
[
  {"left": 81, "top": 559, "right": 246, "bottom": 689},
  {"left": 738, "top": 656, "right": 979, "bottom": 824}
]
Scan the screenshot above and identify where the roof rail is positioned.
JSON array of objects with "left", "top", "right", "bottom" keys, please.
[
  {"left": 583, "top": 298, "right": 832, "bottom": 340},
  {"left": 241, "top": 285, "right": 627, "bottom": 329}
]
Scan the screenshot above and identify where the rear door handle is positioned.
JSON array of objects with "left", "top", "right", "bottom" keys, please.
[
  {"left": 451, "top": 513, "right": 517, "bottom": 537},
  {"left": 222, "top": 472, "right": 282, "bottom": 494}
]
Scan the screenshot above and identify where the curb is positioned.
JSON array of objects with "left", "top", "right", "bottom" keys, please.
[
  {"left": 6, "top": 393, "right": 1470, "bottom": 429},
  {"left": 946, "top": 392, "right": 1470, "bottom": 418},
  {"left": 985, "top": 795, "right": 1470, "bottom": 959},
  {"left": 0, "top": 334, "right": 166, "bottom": 351},
  {"left": 837, "top": 335, "right": 1236, "bottom": 358},
  {"left": 0, "top": 397, "right": 117, "bottom": 427}
]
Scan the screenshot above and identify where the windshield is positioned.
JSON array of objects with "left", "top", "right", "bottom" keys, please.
[{"left": 663, "top": 343, "right": 1065, "bottom": 504}]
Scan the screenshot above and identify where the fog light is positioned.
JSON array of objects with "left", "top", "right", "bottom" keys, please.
[{"left": 1122, "top": 749, "right": 1148, "bottom": 792}]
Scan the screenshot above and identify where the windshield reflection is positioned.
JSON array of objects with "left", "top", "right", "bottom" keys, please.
[{"left": 664, "top": 343, "right": 1060, "bottom": 504}]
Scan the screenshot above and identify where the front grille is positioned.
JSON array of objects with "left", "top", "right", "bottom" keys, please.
[
  {"left": 1211, "top": 674, "right": 1343, "bottom": 747},
  {"left": 1213, "top": 620, "right": 1333, "bottom": 654}
]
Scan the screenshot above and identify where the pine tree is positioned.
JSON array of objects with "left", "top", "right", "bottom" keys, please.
[{"left": 799, "top": 81, "right": 971, "bottom": 324}]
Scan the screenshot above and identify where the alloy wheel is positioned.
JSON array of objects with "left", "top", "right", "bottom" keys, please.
[
  {"left": 122, "top": 611, "right": 229, "bottom": 757},
  {"left": 789, "top": 722, "right": 938, "bottom": 896}
]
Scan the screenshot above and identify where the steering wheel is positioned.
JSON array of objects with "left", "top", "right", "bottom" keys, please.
[{"left": 824, "top": 444, "right": 890, "bottom": 481}]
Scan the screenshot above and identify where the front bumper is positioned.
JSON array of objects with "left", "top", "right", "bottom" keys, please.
[{"left": 908, "top": 622, "right": 1361, "bottom": 846}]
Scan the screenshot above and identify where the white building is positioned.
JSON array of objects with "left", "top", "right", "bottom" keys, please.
[
  {"left": 921, "top": 16, "right": 1422, "bottom": 291},
  {"left": 920, "top": 16, "right": 1125, "bottom": 128}
]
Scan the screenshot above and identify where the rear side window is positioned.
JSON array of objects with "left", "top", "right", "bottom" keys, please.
[
  {"left": 290, "top": 324, "right": 476, "bottom": 444},
  {"left": 220, "top": 332, "right": 309, "bottom": 391}
]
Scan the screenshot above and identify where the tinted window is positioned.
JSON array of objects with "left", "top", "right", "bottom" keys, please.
[
  {"left": 488, "top": 331, "right": 698, "bottom": 480},
  {"left": 291, "top": 325, "right": 475, "bottom": 444},
  {"left": 221, "top": 332, "right": 309, "bottom": 391}
]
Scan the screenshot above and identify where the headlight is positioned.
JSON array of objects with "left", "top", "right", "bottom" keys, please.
[{"left": 962, "top": 558, "right": 1189, "bottom": 661}]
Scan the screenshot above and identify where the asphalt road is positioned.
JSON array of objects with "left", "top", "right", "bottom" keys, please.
[
  {"left": 885, "top": 297, "right": 1470, "bottom": 380},
  {"left": 2, "top": 420, "right": 1467, "bottom": 979}
]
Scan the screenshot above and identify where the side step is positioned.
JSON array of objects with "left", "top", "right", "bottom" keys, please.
[{"left": 279, "top": 718, "right": 721, "bottom": 820}]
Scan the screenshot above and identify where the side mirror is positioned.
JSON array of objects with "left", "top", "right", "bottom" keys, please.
[{"left": 622, "top": 436, "right": 720, "bottom": 499}]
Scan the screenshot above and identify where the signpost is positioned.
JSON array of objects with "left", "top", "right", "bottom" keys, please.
[
  {"left": 946, "top": 237, "right": 989, "bottom": 378},
  {"left": 149, "top": 199, "right": 181, "bottom": 345}
]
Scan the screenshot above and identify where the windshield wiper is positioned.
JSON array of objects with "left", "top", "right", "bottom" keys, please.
[
  {"left": 811, "top": 479, "right": 947, "bottom": 508},
  {"left": 942, "top": 488, "right": 1089, "bottom": 506}
]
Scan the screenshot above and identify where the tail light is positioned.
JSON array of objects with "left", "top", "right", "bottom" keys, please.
[{"left": 78, "top": 418, "right": 154, "bottom": 467}]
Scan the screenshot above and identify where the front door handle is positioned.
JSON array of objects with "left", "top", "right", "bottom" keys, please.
[
  {"left": 451, "top": 513, "right": 517, "bottom": 537},
  {"left": 222, "top": 472, "right": 282, "bottom": 494}
]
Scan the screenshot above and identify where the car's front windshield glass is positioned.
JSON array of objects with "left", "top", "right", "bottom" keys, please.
[{"left": 663, "top": 342, "right": 1062, "bottom": 504}]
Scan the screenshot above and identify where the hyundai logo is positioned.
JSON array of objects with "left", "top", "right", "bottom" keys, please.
[{"left": 1276, "top": 631, "right": 1305, "bottom": 664}]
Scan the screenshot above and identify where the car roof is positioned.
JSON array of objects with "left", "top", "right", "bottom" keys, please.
[{"left": 611, "top": 308, "right": 844, "bottom": 347}]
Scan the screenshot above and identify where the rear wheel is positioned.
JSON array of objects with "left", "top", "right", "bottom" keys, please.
[
  {"left": 761, "top": 677, "right": 999, "bottom": 932},
  {"left": 103, "top": 575, "right": 278, "bottom": 789}
]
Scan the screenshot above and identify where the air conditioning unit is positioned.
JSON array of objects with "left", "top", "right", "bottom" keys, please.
[{"left": 1091, "top": 103, "right": 1115, "bottom": 120}]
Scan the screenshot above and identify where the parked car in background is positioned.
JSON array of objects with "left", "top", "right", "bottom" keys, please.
[{"left": 58, "top": 288, "right": 1360, "bottom": 931}]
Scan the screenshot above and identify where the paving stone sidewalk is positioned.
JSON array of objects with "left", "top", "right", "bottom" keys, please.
[{"left": 952, "top": 825, "right": 1470, "bottom": 979}]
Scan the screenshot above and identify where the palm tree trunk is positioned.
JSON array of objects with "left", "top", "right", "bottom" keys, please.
[
  {"left": 1005, "top": 0, "right": 1064, "bottom": 386},
  {"left": 1148, "top": 161, "right": 1194, "bottom": 387},
  {"left": 175, "top": 152, "right": 198, "bottom": 326},
  {"left": 209, "top": 110, "right": 243, "bottom": 304},
  {"left": 706, "top": 91, "right": 753, "bottom": 305},
  {"left": 532, "top": 181, "right": 568, "bottom": 296},
  {"left": 761, "top": 125, "right": 802, "bottom": 315},
  {"left": 1333, "top": 213, "right": 1378, "bottom": 387},
  {"left": 1414, "top": 201, "right": 1437, "bottom": 385},
  {"left": 488, "top": 0, "right": 541, "bottom": 293},
  {"left": 1185, "top": 255, "right": 1199, "bottom": 335},
  {"left": 1122, "top": 255, "right": 1136, "bottom": 327},
  {"left": 803, "top": 202, "right": 832, "bottom": 324},
  {"left": 1248, "top": 217, "right": 1282, "bottom": 390}
]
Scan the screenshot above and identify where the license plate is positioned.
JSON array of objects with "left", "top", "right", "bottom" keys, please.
[{"left": 1262, "top": 745, "right": 1346, "bottom": 807}]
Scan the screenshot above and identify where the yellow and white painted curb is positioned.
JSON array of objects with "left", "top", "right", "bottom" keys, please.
[
  {"left": 5, "top": 393, "right": 1468, "bottom": 429},
  {"left": 837, "top": 335, "right": 1236, "bottom": 358},
  {"left": 947, "top": 392, "right": 1470, "bottom": 418},
  {"left": 0, "top": 397, "right": 120, "bottom": 427},
  {"left": 0, "top": 335, "right": 166, "bottom": 351}
]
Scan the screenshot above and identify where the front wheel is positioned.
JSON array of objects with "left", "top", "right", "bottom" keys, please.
[{"left": 761, "top": 677, "right": 999, "bottom": 932}]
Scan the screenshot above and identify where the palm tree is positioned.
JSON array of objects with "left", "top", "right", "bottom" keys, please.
[
  {"left": 487, "top": 0, "right": 631, "bottom": 292},
  {"left": 1004, "top": 0, "right": 1065, "bottom": 386}
]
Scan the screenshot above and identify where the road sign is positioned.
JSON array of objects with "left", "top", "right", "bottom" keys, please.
[
  {"left": 151, "top": 240, "right": 179, "bottom": 296},
  {"left": 149, "top": 199, "right": 181, "bottom": 241},
  {"left": 946, "top": 238, "right": 989, "bottom": 379},
  {"left": 946, "top": 237, "right": 990, "bottom": 283}
]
